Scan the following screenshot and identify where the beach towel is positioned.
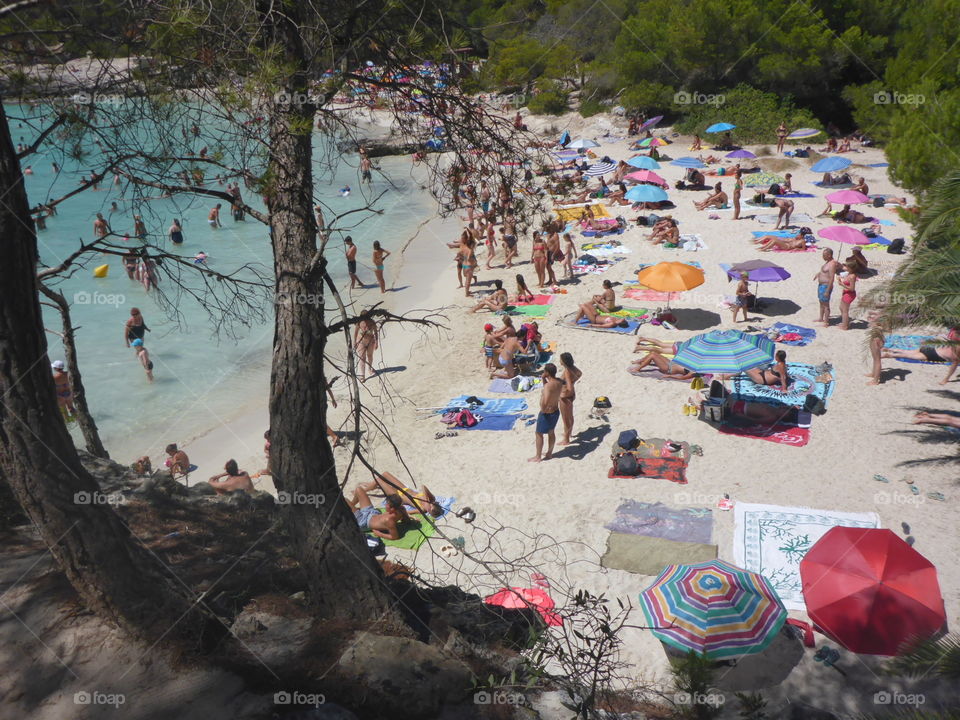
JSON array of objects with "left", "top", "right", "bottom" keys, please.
[
  {"left": 601, "top": 533, "right": 717, "bottom": 576},
  {"left": 867, "top": 162, "right": 889, "bottom": 168},
  {"left": 453, "top": 414, "right": 520, "bottom": 431},
  {"left": 605, "top": 500, "right": 713, "bottom": 543},
  {"left": 884, "top": 334, "right": 947, "bottom": 364},
  {"left": 755, "top": 213, "right": 813, "bottom": 225},
  {"left": 485, "top": 587, "right": 562, "bottom": 626},
  {"left": 580, "top": 242, "right": 631, "bottom": 256},
  {"left": 554, "top": 203, "right": 609, "bottom": 222},
  {"left": 628, "top": 366, "right": 708, "bottom": 382},
  {"left": 582, "top": 227, "right": 625, "bottom": 238},
  {"left": 608, "top": 456, "right": 688, "bottom": 484},
  {"left": 813, "top": 181, "right": 854, "bottom": 188},
  {"left": 731, "top": 362, "right": 835, "bottom": 408},
  {"left": 769, "top": 322, "right": 817, "bottom": 346},
  {"left": 623, "top": 285, "right": 677, "bottom": 302},
  {"left": 559, "top": 312, "right": 640, "bottom": 334},
  {"left": 442, "top": 396, "right": 528, "bottom": 415},
  {"left": 512, "top": 294, "right": 556, "bottom": 306},
  {"left": 502, "top": 304, "right": 553, "bottom": 318},
  {"left": 571, "top": 257, "right": 625, "bottom": 274},
  {"left": 773, "top": 192, "right": 816, "bottom": 198},
  {"left": 751, "top": 230, "right": 795, "bottom": 238},
  {"left": 733, "top": 502, "right": 880, "bottom": 610},
  {"left": 601, "top": 307, "right": 650, "bottom": 318},
  {"left": 375, "top": 518, "right": 438, "bottom": 550},
  {"left": 488, "top": 376, "right": 542, "bottom": 394},
  {"left": 718, "top": 422, "right": 810, "bottom": 447}
]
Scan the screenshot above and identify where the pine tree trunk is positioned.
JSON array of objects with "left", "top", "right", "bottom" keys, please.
[
  {"left": 38, "top": 283, "right": 109, "bottom": 458},
  {"left": 259, "top": 0, "right": 402, "bottom": 624},
  {"left": 0, "top": 101, "right": 229, "bottom": 651}
]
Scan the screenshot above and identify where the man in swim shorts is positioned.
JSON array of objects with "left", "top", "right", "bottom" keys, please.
[
  {"left": 814, "top": 248, "right": 840, "bottom": 325},
  {"left": 347, "top": 487, "right": 404, "bottom": 540},
  {"left": 530, "top": 363, "right": 563, "bottom": 462},
  {"left": 344, "top": 236, "right": 361, "bottom": 289}
]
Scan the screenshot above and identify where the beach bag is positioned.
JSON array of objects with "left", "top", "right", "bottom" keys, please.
[
  {"left": 578, "top": 253, "right": 598, "bottom": 265},
  {"left": 617, "top": 429, "right": 639, "bottom": 450},
  {"left": 803, "top": 394, "right": 826, "bottom": 416},
  {"left": 614, "top": 453, "right": 639, "bottom": 476},
  {"left": 443, "top": 409, "right": 479, "bottom": 427},
  {"left": 872, "top": 197, "right": 884, "bottom": 208},
  {"left": 887, "top": 238, "right": 905, "bottom": 254}
]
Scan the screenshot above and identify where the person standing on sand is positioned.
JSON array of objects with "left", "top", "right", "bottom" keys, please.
[
  {"left": 814, "top": 249, "right": 840, "bottom": 325},
  {"left": 530, "top": 363, "right": 563, "bottom": 462},
  {"left": 866, "top": 314, "right": 885, "bottom": 386},
  {"left": 531, "top": 231, "right": 548, "bottom": 288},
  {"left": 776, "top": 121, "right": 788, "bottom": 154},
  {"left": 731, "top": 272, "right": 752, "bottom": 323},
  {"left": 836, "top": 261, "right": 858, "bottom": 330},
  {"left": 353, "top": 315, "right": 378, "bottom": 382},
  {"left": 558, "top": 353, "right": 582, "bottom": 446},
  {"left": 773, "top": 197, "right": 794, "bottom": 229},
  {"left": 562, "top": 233, "right": 576, "bottom": 279},
  {"left": 732, "top": 170, "right": 743, "bottom": 220},
  {"left": 345, "top": 236, "right": 361, "bottom": 289},
  {"left": 372, "top": 240, "right": 390, "bottom": 293}
]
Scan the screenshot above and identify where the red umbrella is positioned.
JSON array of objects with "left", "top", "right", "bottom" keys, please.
[{"left": 800, "top": 528, "right": 946, "bottom": 655}]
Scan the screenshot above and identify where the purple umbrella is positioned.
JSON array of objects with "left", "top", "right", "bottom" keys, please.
[
  {"left": 724, "top": 260, "right": 790, "bottom": 296},
  {"left": 640, "top": 115, "right": 664, "bottom": 131},
  {"left": 726, "top": 150, "right": 757, "bottom": 159}
]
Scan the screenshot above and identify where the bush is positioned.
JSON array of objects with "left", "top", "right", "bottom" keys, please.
[
  {"left": 673, "top": 84, "right": 821, "bottom": 145},
  {"left": 579, "top": 98, "right": 604, "bottom": 117},
  {"left": 528, "top": 80, "right": 569, "bottom": 115}
]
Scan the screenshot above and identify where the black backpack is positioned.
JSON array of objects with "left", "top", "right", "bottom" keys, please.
[
  {"left": 803, "top": 394, "right": 826, "bottom": 416},
  {"left": 887, "top": 238, "right": 905, "bottom": 254},
  {"left": 617, "top": 429, "right": 639, "bottom": 449},
  {"left": 872, "top": 197, "right": 884, "bottom": 208}
]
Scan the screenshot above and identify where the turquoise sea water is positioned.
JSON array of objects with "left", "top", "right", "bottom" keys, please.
[{"left": 12, "top": 103, "right": 435, "bottom": 458}]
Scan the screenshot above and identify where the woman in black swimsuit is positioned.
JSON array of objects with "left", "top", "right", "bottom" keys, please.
[
  {"left": 124, "top": 307, "right": 150, "bottom": 347},
  {"left": 749, "top": 350, "right": 790, "bottom": 392}
]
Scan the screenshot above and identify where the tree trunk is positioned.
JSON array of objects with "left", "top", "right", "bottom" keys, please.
[
  {"left": 0, "top": 101, "right": 230, "bottom": 652},
  {"left": 38, "top": 283, "right": 109, "bottom": 458},
  {"left": 259, "top": 0, "right": 403, "bottom": 625}
]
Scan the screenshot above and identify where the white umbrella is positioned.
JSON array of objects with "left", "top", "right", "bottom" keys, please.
[{"left": 568, "top": 138, "right": 599, "bottom": 150}]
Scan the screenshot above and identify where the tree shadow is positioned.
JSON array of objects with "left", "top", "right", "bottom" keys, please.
[
  {"left": 551, "top": 423, "right": 611, "bottom": 461},
  {"left": 888, "top": 390, "right": 960, "bottom": 468},
  {"left": 673, "top": 308, "right": 722, "bottom": 331}
]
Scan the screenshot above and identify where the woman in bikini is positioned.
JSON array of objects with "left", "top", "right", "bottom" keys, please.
[
  {"left": 372, "top": 240, "right": 390, "bottom": 294},
  {"left": 732, "top": 170, "right": 743, "bottom": 220},
  {"left": 461, "top": 236, "right": 478, "bottom": 297},
  {"left": 562, "top": 233, "right": 576, "bottom": 279},
  {"left": 124, "top": 307, "right": 149, "bottom": 347},
  {"left": 776, "top": 121, "right": 788, "bottom": 153},
  {"left": 836, "top": 261, "right": 858, "bottom": 330},
  {"left": 353, "top": 315, "right": 379, "bottom": 382},
  {"left": 122, "top": 250, "right": 138, "bottom": 279},
  {"left": 746, "top": 349, "right": 790, "bottom": 392},
  {"left": 531, "top": 231, "right": 548, "bottom": 288},
  {"left": 544, "top": 226, "right": 561, "bottom": 285},
  {"left": 484, "top": 221, "right": 497, "bottom": 269},
  {"left": 515, "top": 274, "right": 535, "bottom": 303},
  {"left": 558, "top": 352, "right": 582, "bottom": 446},
  {"left": 882, "top": 327, "right": 960, "bottom": 385}
]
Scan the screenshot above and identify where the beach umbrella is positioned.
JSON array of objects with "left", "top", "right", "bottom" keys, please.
[
  {"left": 787, "top": 128, "right": 821, "bottom": 139},
  {"left": 673, "top": 330, "right": 774, "bottom": 375},
  {"left": 627, "top": 155, "right": 660, "bottom": 170},
  {"left": 800, "top": 528, "right": 946, "bottom": 656},
  {"left": 672, "top": 157, "right": 708, "bottom": 169},
  {"left": 743, "top": 172, "right": 784, "bottom": 188},
  {"left": 624, "top": 170, "right": 667, "bottom": 187},
  {"left": 811, "top": 156, "right": 852, "bottom": 173},
  {"left": 636, "top": 261, "right": 703, "bottom": 308},
  {"left": 725, "top": 260, "right": 791, "bottom": 284},
  {"left": 637, "top": 136, "right": 670, "bottom": 148},
  {"left": 726, "top": 149, "right": 756, "bottom": 160},
  {"left": 485, "top": 587, "right": 563, "bottom": 626},
  {"left": 826, "top": 190, "right": 870, "bottom": 205},
  {"left": 640, "top": 115, "right": 664, "bottom": 131},
  {"left": 625, "top": 184, "right": 669, "bottom": 204},
  {"left": 567, "top": 138, "right": 599, "bottom": 150},
  {"left": 585, "top": 161, "right": 617, "bottom": 177},
  {"left": 818, "top": 226, "right": 869, "bottom": 245},
  {"left": 706, "top": 122, "right": 736, "bottom": 133},
  {"left": 639, "top": 559, "right": 787, "bottom": 660}
]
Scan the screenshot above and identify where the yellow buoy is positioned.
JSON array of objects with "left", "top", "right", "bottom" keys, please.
[{"left": 93, "top": 264, "right": 109, "bottom": 278}]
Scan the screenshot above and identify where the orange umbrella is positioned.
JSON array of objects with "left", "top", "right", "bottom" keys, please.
[{"left": 638, "top": 262, "right": 705, "bottom": 309}]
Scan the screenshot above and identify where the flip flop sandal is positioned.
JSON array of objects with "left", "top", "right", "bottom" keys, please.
[
  {"left": 456, "top": 506, "right": 474, "bottom": 519},
  {"left": 926, "top": 492, "right": 946, "bottom": 502},
  {"left": 461, "top": 510, "right": 477, "bottom": 524},
  {"left": 910, "top": 485, "right": 920, "bottom": 496},
  {"left": 439, "top": 544, "right": 458, "bottom": 558},
  {"left": 873, "top": 474, "right": 890, "bottom": 483},
  {"left": 434, "top": 432, "right": 445, "bottom": 440},
  {"left": 900, "top": 477, "right": 914, "bottom": 485}
]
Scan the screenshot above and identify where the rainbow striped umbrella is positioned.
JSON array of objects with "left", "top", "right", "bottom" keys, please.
[
  {"left": 673, "top": 330, "right": 774, "bottom": 375},
  {"left": 639, "top": 559, "right": 787, "bottom": 659},
  {"left": 787, "top": 127, "right": 821, "bottom": 139}
]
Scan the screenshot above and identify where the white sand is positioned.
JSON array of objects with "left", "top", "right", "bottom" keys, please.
[{"left": 173, "top": 112, "right": 959, "bottom": 714}]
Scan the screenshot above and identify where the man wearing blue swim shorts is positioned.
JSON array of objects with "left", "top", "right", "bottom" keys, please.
[
  {"left": 529, "top": 363, "right": 563, "bottom": 463},
  {"left": 814, "top": 248, "right": 840, "bottom": 326}
]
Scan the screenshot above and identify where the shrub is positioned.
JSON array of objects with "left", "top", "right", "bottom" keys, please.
[
  {"left": 579, "top": 98, "right": 604, "bottom": 117},
  {"left": 528, "top": 80, "right": 569, "bottom": 115}
]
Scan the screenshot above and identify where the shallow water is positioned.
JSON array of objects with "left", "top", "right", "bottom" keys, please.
[{"left": 13, "top": 103, "right": 436, "bottom": 459}]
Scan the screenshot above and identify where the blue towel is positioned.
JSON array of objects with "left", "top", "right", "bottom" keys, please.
[
  {"left": 867, "top": 235, "right": 892, "bottom": 246},
  {"left": 883, "top": 334, "right": 947, "bottom": 364},
  {"left": 575, "top": 317, "right": 640, "bottom": 333},
  {"left": 487, "top": 378, "right": 516, "bottom": 394},
  {"left": 867, "top": 162, "right": 889, "bottom": 168},
  {"left": 770, "top": 322, "right": 817, "bottom": 346},
  {"left": 459, "top": 414, "right": 520, "bottom": 431},
  {"left": 875, "top": 219, "right": 895, "bottom": 226},
  {"left": 751, "top": 230, "right": 795, "bottom": 238},
  {"left": 774, "top": 192, "right": 815, "bottom": 198},
  {"left": 732, "top": 362, "right": 835, "bottom": 408},
  {"left": 444, "top": 396, "right": 528, "bottom": 414},
  {"left": 582, "top": 227, "right": 624, "bottom": 238}
]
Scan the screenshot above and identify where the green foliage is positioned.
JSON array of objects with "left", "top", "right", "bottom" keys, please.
[
  {"left": 483, "top": 37, "right": 549, "bottom": 91},
  {"left": 884, "top": 633, "right": 960, "bottom": 680},
  {"left": 579, "top": 98, "right": 604, "bottom": 117},
  {"left": 673, "top": 85, "right": 821, "bottom": 144},
  {"left": 528, "top": 80, "right": 568, "bottom": 115},
  {"left": 669, "top": 651, "right": 723, "bottom": 720},
  {"left": 735, "top": 692, "right": 767, "bottom": 719}
]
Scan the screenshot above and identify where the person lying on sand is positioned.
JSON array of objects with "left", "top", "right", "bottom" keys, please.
[
  {"left": 630, "top": 350, "right": 698, "bottom": 380},
  {"left": 574, "top": 302, "right": 630, "bottom": 329},
  {"left": 882, "top": 329, "right": 960, "bottom": 384},
  {"left": 470, "top": 279, "right": 508, "bottom": 313},
  {"left": 833, "top": 205, "right": 869, "bottom": 223},
  {"left": 821, "top": 171, "right": 851, "bottom": 185},
  {"left": 347, "top": 487, "right": 406, "bottom": 540},
  {"left": 913, "top": 411, "right": 960, "bottom": 429},
  {"left": 753, "top": 232, "right": 807, "bottom": 251},
  {"left": 634, "top": 336, "right": 680, "bottom": 354},
  {"left": 737, "top": 350, "right": 790, "bottom": 392},
  {"left": 359, "top": 471, "right": 443, "bottom": 518}
]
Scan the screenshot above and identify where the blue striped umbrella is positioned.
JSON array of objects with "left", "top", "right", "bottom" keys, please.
[
  {"left": 673, "top": 330, "right": 774, "bottom": 375},
  {"left": 585, "top": 161, "right": 617, "bottom": 177},
  {"left": 671, "top": 157, "right": 707, "bottom": 169},
  {"left": 625, "top": 184, "right": 668, "bottom": 203},
  {"left": 627, "top": 155, "right": 660, "bottom": 170},
  {"left": 811, "top": 157, "right": 852, "bottom": 173}
]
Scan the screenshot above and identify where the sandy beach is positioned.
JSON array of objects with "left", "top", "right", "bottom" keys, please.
[{"left": 170, "top": 111, "right": 958, "bottom": 714}]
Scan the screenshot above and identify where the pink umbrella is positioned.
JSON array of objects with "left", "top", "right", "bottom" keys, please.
[
  {"left": 625, "top": 170, "right": 668, "bottom": 187},
  {"left": 818, "top": 226, "right": 870, "bottom": 245},
  {"left": 826, "top": 190, "right": 870, "bottom": 204},
  {"left": 485, "top": 587, "right": 563, "bottom": 626}
]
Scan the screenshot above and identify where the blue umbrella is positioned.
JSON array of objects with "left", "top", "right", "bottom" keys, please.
[
  {"left": 672, "top": 157, "right": 708, "bottom": 169},
  {"left": 706, "top": 122, "right": 736, "bottom": 133},
  {"left": 625, "top": 185, "right": 669, "bottom": 203},
  {"left": 811, "top": 157, "right": 852, "bottom": 173},
  {"left": 627, "top": 155, "right": 661, "bottom": 170}
]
